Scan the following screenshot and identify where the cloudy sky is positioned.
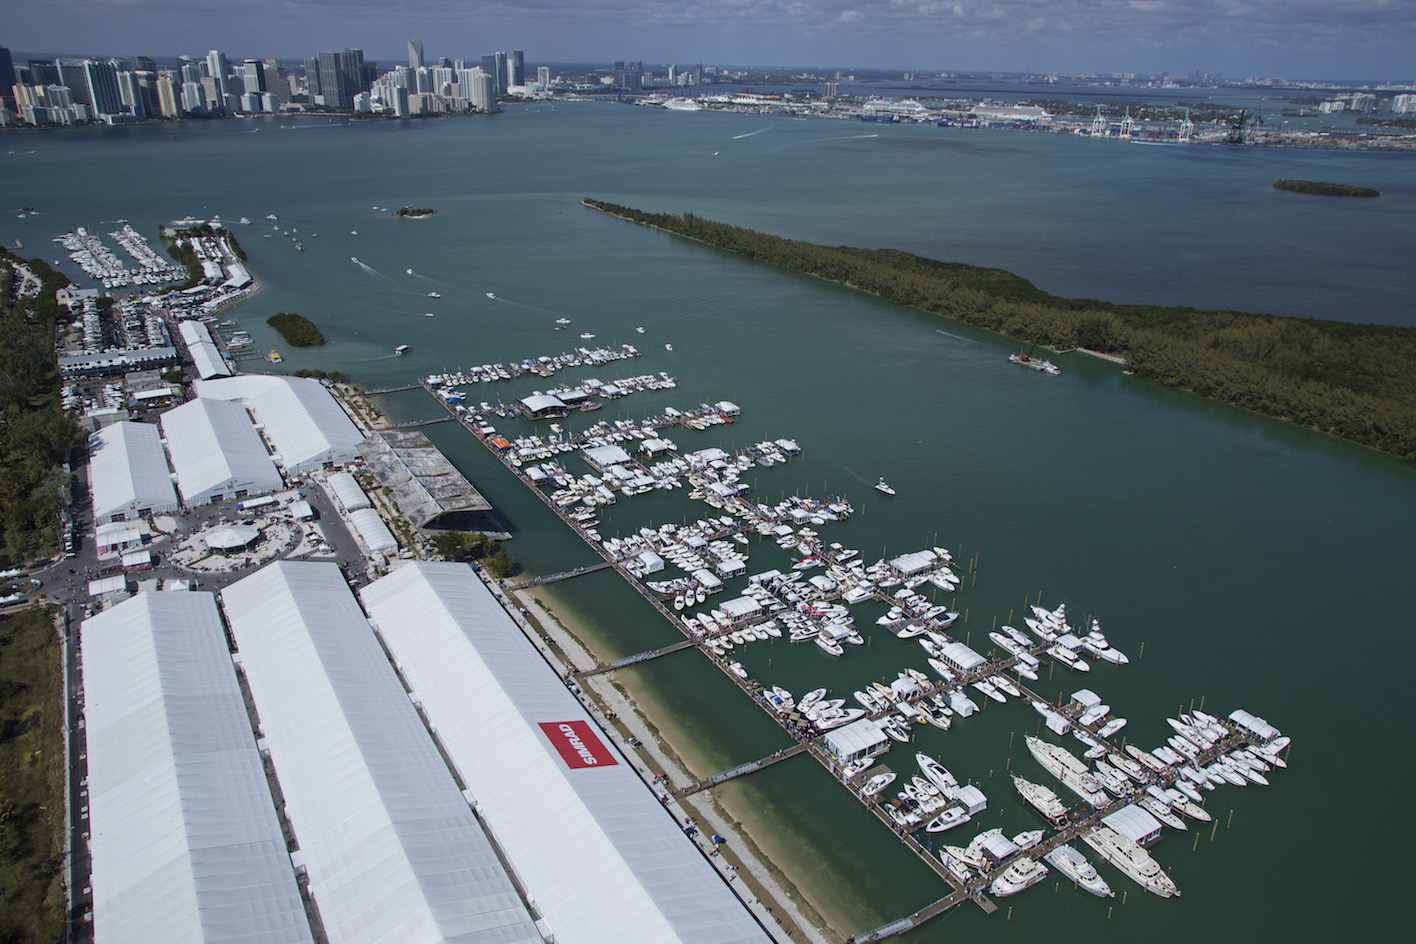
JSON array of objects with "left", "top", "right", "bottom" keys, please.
[{"left": 8, "top": 0, "right": 1414, "bottom": 81}]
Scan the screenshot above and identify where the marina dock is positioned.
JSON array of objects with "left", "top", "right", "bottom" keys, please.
[
  {"left": 505, "top": 560, "right": 617, "bottom": 589},
  {"left": 406, "top": 364, "right": 1288, "bottom": 940}
]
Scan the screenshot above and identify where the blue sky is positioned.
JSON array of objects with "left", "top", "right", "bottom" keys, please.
[{"left": 8, "top": 0, "right": 1414, "bottom": 81}]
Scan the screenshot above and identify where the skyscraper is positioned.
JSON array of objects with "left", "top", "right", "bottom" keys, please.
[
  {"left": 480, "top": 54, "right": 502, "bottom": 95},
  {"left": 82, "top": 59, "right": 123, "bottom": 117},
  {"left": 242, "top": 60, "right": 266, "bottom": 95},
  {"left": 206, "top": 49, "right": 231, "bottom": 99},
  {"left": 314, "top": 48, "right": 366, "bottom": 110},
  {"left": 408, "top": 39, "right": 424, "bottom": 70},
  {"left": 537, "top": 66, "right": 550, "bottom": 91},
  {"left": 0, "top": 46, "right": 16, "bottom": 111},
  {"left": 509, "top": 49, "right": 525, "bottom": 87}
]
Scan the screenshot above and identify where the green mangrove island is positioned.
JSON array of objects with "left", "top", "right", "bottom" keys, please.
[
  {"left": 395, "top": 206, "right": 437, "bottom": 218},
  {"left": 585, "top": 199, "right": 1416, "bottom": 462},
  {"left": 1273, "top": 179, "right": 1380, "bottom": 198},
  {"left": 266, "top": 311, "right": 325, "bottom": 347}
]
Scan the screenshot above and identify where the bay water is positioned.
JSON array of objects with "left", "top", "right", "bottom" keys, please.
[{"left": 4, "top": 104, "right": 1414, "bottom": 941}]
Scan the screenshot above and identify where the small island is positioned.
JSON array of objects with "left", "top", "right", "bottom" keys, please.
[
  {"left": 395, "top": 206, "right": 437, "bottom": 218},
  {"left": 266, "top": 311, "right": 325, "bottom": 347},
  {"left": 1273, "top": 179, "right": 1379, "bottom": 198}
]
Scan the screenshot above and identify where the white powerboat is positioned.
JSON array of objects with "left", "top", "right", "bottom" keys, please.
[
  {"left": 862, "top": 772, "right": 896, "bottom": 797},
  {"left": 925, "top": 807, "right": 970, "bottom": 833},
  {"left": 874, "top": 477, "right": 896, "bottom": 495},
  {"left": 1012, "top": 829, "right": 1044, "bottom": 851},
  {"left": 1012, "top": 774, "right": 1069, "bottom": 825},
  {"left": 1044, "top": 844, "right": 1114, "bottom": 898},
  {"left": 1082, "top": 827, "right": 1180, "bottom": 898},
  {"left": 916, "top": 753, "right": 959, "bottom": 797},
  {"left": 990, "top": 857, "right": 1048, "bottom": 897}
]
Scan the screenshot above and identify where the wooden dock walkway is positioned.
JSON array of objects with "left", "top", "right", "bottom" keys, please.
[
  {"left": 672, "top": 743, "right": 811, "bottom": 798},
  {"left": 576, "top": 639, "right": 699, "bottom": 678},
  {"left": 365, "top": 383, "right": 423, "bottom": 395},
  {"left": 505, "top": 560, "right": 617, "bottom": 589},
  {"left": 384, "top": 416, "right": 454, "bottom": 429}
]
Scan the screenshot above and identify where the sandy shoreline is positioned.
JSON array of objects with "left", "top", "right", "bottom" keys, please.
[{"left": 504, "top": 584, "right": 843, "bottom": 944}]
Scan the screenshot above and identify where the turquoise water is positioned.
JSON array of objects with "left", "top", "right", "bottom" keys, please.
[{"left": 5, "top": 106, "right": 1415, "bottom": 941}]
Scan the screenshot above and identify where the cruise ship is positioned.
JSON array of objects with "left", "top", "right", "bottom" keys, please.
[{"left": 1082, "top": 826, "right": 1181, "bottom": 898}]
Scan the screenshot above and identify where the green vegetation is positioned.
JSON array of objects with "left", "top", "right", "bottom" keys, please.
[
  {"left": 585, "top": 199, "right": 1416, "bottom": 461},
  {"left": 394, "top": 206, "right": 437, "bottom": 218},
  {"left": 1273, "top": 179, "right": 1379, "bottom": 198},
  {"left": 266, "top": 311, "right": 325, "bottom": 347},
  {"left": 0, "top": 608, "right": 68, "bottom": 944},
  {"left": 162, "top": 224, "right": 246, "bottom": 287},
  {"left": 432, "top": 531, "right": 516, "bottom": 576},
  {"left": 293, "top": 368, "right": 350, "bottom": 383},
  {"left": 0, "top": 256, "right": 83, "bottom": 566}
]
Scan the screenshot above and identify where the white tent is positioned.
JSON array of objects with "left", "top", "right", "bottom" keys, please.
[
  {"left": 823, "top": 719, "right": 888, "bottom": 763},
  {"left": 325, "top": 470, "right": 371, "bottom": 512},
  {"left": 81, "top": 591, "right": 312, "bottom": 944},
  {"left": 1104, "top": 805, "right": 1164, "bottom": 848},
  {"left": 194, "top": 375, "right": 364, "bottom": 473},
  {"left": 177, "top": 320, "right": 231, "bottom": 379},
  {"left": 220, "top": 562, "right": 541, "bottom": 944},
  {"left": 161, "top": 398, "right": 283, "bottom": 506},
  {"left": 348, "top": 507, "right": 398, "bottom": 554},
  {"left": 88, "top": 421, "right": 179, "bottom": 523},
  {"left": 360, "top": 563, "right": 771, "bottom": 944},
  {"left": 204, "top": 524, "right": 260, "bottom": 551}
]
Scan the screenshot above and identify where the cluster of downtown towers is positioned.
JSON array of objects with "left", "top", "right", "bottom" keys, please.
[{"left": 0, "top": 40, "right": 531, "bottom": 126}]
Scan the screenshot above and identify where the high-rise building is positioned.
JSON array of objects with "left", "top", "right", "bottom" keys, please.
[
  {"left": 303, "top": 58, "right": 321, "bottom": 98},
  {"left": 537, "top": 66, "right": 550, "bottom": 91},
  {"left": 0, "top": 46, "right": 15, "bottom": 111},
  {"left": 206, "top": 49, "right": 231, "bottom": 100},
  {"left": 242, "top": 60, "right": 266, "bottom": 95},
  {"left": 117, "top": 70, "right": 145, "bottom": 117},
  {"left": 509, "top": 49, "right": 525, "bottom": 87},
  {"left": 263, "top": 59, "right": 283, "bottom": 103},
  {"left": 181, "top": 80, "right": 205, "bottom": 113},
  {"left": 56, "top": 59, "right": 92, "bottom": 107},
  {"left": 408, "top": 39, "right": 424, "bottom": 70},
  {"left": 315, "top": 48, "right": 366, "bottom": 110},
  {"left": 480, "top": 54, "right": 502, "bottom": 94},
  {"left": 83, "top": 59, "right": 124, "bottom": 116},
  {"left": 156, "top": 74, "right": 179, "bottom": 117}
]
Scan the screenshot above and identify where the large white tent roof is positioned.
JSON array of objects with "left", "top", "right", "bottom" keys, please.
[
  {"left": 177, "top": 320, "right": 232, "bottom": 379},
  {"left": 194, "top": 375, "right": 364, "bottom": 473},
  {"left": 81, "top": 590, "right": 312, "bottom": 944},
  {"left": 161, "top": 397, "right": 283, "bottom": 505},
  {"left": 325, "top": 470, "right": 371, "bottom": 512},
  {"left": 88, "top": 420, "right": 179, "bottom": 522},
  {"left": 220, "top": 562, "right": 540, "bottom": 944},
  {"left": 348, "top": 507, "right": 398, "bottom": 554},
  {"left": 360, "top": 563, "right": 770, "bottom": 944}
]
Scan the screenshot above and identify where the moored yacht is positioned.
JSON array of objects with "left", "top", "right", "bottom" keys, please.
[
  {"left": 1043, "top": 844, "right": 1114, "bottom": 898},
  {"left": 1012, "top": 774, "right": 1069, "bottom": 825},
  {"left": 990, "top": 857, "right": 1048, "bottom": 897},
  {"left": 1082, "top": 826, "right": 1180, "bottom": 898}
]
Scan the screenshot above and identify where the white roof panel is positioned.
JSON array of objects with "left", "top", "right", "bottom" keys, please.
[
  {"left": 348, "top": 507, "right": 398, "bottom": 554},
  {"left": 1103, "top": 805, "right": 1164, "bottom": 844},
  {"left": 325, "top": 470, "right": 371, "bottom": 511},
  {"left": 178, "top": 320, "right": 232, "bottom": 379},
  {"left": 360, "top": 563, "right": 770, "bottom": 944},
  {"left": 220, "top": 562, "right": 541, "bottom": 944},
  {"left": 194, "top": 375, "right": 364, "bottom": 473},
  {"left": 81, "top": 591, "right": 312, "bottom": 944},
  {"left": 161, "top": 398, "right": 283, "bottom": 505},
  {"left": 88, "top": 421, "right": 179, "bottom": 521}
]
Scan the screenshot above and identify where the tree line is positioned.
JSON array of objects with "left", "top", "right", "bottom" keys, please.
[{"left": 584, "top": 199, "right": 1416, "bottom": 461}]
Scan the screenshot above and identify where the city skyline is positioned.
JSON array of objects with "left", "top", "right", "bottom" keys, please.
[{"left": 6, "top": 0, "right": 1415, "bottom": 82}]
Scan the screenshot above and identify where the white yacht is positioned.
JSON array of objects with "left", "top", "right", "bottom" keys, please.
[
  {"left": 916, "top": 753, "right": 959, "bottom": 797},
  {"left": 862, "top": 772, "right": 896, "bottom": 797},
  {"left": 924, "top": 807, "right": 970, "bottom": 833},
  {"left": 874, "top": 477, "right": 896, "bottom": 495},
  {"left": 1012, "top": 774, "right": 1069, "bottom": 825},
  {"left": 990, "top": 857, "right": 1048, "bottom": 897},
  {"left": 1082, "top": 826, "right": 1180, "bottom": 898},
  {"left": 1043, "top": 844, "right": 1114, "bottom": 898},
  {"left": 394, "top": 344, "right": 410, "bottom": 355},
  {"left": 1026, "top": 736, "right": 1108, "bottom": 807},
  {"left": 1012, "top": 829, "right": 1044, "bottom": 851},
  {"left": 427, "top": 291, "right": 441, "bottom": 298}
]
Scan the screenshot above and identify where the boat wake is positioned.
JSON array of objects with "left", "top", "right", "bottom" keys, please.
[
  {"left": 935, "top": 329, "right": 981, "bottom": 344},
  {"left": 732, "top": 124, "right": 773, "bottom": 140}
]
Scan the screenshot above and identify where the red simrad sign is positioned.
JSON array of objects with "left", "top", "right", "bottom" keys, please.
[{"left": 539, "top": 721, "right": 619, "bottom": 769}]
